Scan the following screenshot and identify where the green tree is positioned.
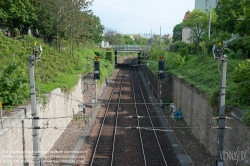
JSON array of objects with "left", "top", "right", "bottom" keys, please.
[
  {"left": 162, "top": 37, "right": 171, "bottom": 46},
  {"left": 113, "top": 33, "right": 125, "bottom": 45},
  {"left": 0, "top": 0, "right": 37, "bottom": 36},
  {"left": 0, "top": 63, "right": 28, "bottom": 106},
  {"left": 172, "top": 23, "right": 183, "bottom": 42},
  {"left": 234, "top": 0, "right": 250, "bottom": 35},
  {"left": 232, "top": 59, "right": 250, "bottom": 105},
  {"left": 90, "top": 15, "right": 104, "bottom": 43},
  {"left": 215, "top": 0, "right": 243, "bottom": 34},
  {"left": 123, "top": 35, "right": 135, "bottom": 44},
  {"left": 35, "top": 0, "right": 94, "bottom": 53},
  {"left": 103, "top": 27, "right": 124, "bottom": 45},
  {"left": 182, "top": 9, "right": 217, "bottom": 52},
  {"left": 133, "top": 35, "right": 149, "bottom": 45}
]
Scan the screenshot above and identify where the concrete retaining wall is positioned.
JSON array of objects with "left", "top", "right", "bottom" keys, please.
[
  {"left": 0, "top": 74, "right": 106, "bottom": 166},
  {"left": 140, "top": 66, "right": 250, "bottom": 166}
]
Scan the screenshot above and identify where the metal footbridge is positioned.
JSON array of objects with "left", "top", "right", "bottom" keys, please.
[{"left": 112, "top": 45, "right": 151, "bottom": 52}]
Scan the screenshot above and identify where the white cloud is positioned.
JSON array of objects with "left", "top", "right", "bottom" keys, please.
[{"left": 91, "top": 0, "right": 195, "bottom": 35}]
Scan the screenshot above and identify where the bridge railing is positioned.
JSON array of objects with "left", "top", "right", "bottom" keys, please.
[{"left": 112, "top": 45, "right": 151, "bottom": 52}]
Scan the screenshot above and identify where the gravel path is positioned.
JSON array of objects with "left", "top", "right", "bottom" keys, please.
[{"left": 162, "top": 109, "right": 214, "bottom": 166}]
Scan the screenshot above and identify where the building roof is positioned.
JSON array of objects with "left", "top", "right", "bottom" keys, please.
[
  {"left": 183, "top": 11, "right": 190, "bottom": 20},
  {"left": 162, "top": 34, "right": 170, "bottom": 38}
]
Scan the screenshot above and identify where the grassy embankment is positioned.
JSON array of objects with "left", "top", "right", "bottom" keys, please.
[
  {"left": 145, "top": 50, "right": 245, "bottom": 111},
  {"left": 0, "top": 32, "right": 115, "bottom": 110}
]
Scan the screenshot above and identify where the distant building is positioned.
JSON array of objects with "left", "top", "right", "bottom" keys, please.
[
  {"left": 182, "top": 11, "right": 192, "bottom": 43},
  {"left": 182, "top": 0, "right": 218, "bottom": 43},
  {"left": 162, "top": 34, "right": 173, "bottom": 43},
  {"left": 195, "top": 0, "right": 218, "bottom": 12},
  {"left": 101, "top": 41, "right": 110, "bottom": 48}
]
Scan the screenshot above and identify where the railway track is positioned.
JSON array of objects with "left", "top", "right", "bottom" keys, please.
[
  {"left": 86, "top": 57, "right": 180, "bottom": 166},
  {"left": 130, "top": 63, "right": 167, "bottom": 165}
]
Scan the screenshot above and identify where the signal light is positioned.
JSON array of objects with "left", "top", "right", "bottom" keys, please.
[
  {"left": 158, "top": 61, "right": 164, "bottom": 70},
  {"left": 94, "top": 61, "right": 100, "bottom": 80},
  {"left": 138, "top": 56, "right": 141, "bottom": 64},
  {"left": 158, "top": 71, "right": 164, "bottom": 79}
]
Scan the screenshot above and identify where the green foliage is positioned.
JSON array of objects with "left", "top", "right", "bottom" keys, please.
[
  {"left": 0, "top": 0, "right": 37, "bottom": 36},
  {"left": 106, "top": 51, "right": 113, "bottom": 62},
  {"left": 123, "top": 35, "right": 135, "bottom": 44},
  {"left": 169, "top": 54, "right": 243, "bottom": 108},
  {"left": 215, "top": 0, "right": 242, "bottom": 34},
  {"left": 0, "top": 31, "right": 114, "bottom": 110},
  {"left": 103, "top": 28, "right": 125, "bottom": 45},
  {"left": 0, "top": 63, "right": 29, "bottom": 106},
  {"left": 232, "top": 59, "right": 250, "bottom": 106},
  {"left": 99, "top": 61, "right": 114, "bottom": 85},
  {"left": 172, "top": 23, "right": 183, "bottom": 43},
  {"left": 134, "top": 35, "right": 149, "bottom": 45},
  {"left": 173, "top": 41, "right": 188, "bottom": 52},
  {"left": 228, "top": 36, "right": 250, "bottom": 59},
  {"left": 165, "top": 52, "right": 186, "bottom": 70},
  {"left": 148, "top": 46, "right": 166, "bottom": 60},
  {"left": 182, "top": 9, "right": 218, "bottom": 53},
  {"left": 94, "top": 50, "right": 105, "bottom": 57},
  {"left": 180, "top": 47, "right": 189, "bottom": 57},
  {"left": 147, "top": 47, "right": 186, "bottom": 71},
  {"left": 236, "top": 49, "right": 244, "bottom": 58},
  {"left": 0, "top": 0, "right": 104, "bottom": 53},
  {"left": 225, "top": 48, "right": 236, "bottom": 59}
]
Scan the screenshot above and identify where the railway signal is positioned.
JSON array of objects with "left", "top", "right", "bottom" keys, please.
[
  {"left": 158, "top": 71, "right": 164, "bottom": 79},
  {"left": 158, "top": 61, "right": 164, "bottom": 70},
  {"left": 158, "top": 56, "right": 164, "bottom": 79},
  {"left": 138, "top": 52, "right": 141, "bottom": 64},
  {"left": 93, "top": 56, "right": 100, "bottom": 80}
]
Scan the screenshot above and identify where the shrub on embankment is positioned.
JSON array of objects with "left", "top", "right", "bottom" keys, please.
[
  {"left": 0, "top": 32, "right": 114, "bottom": 110},
  {"left": 146, "top": 45, "right": 250, "bottom": 125}
]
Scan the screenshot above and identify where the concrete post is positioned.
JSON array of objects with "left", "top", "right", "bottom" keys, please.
[
  {"left": 29, "top": 55, "right": 40, "bottom": 166},
  {"left": 216, "top": 55, "right": 227, "bottom": 166}
]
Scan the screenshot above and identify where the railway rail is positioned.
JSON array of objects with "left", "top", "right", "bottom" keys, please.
[
  {"left": 89, "top": 63, "right": 127, "bottom": 165},
  {"left": 86, "top": 57, "right": 180, "bottom": 166}
]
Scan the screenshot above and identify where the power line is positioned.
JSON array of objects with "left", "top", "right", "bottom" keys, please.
[
  {"left": 0, "top": 115, "right": 226, "bottom": 120},
  {"left": 3, "top": 126, "right": 248, "bottom": 130}
]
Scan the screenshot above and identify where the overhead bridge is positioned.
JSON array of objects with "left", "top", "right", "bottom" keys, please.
[
  {"left": 112, "top": 45, "right": 151, "bottom": 52},
  {"left": 112, "top": 45, "right": 151, "bottom": 65}
]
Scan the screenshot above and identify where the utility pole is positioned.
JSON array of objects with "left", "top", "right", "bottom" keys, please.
[
  {"left": 160, "top": 26, "right": 161, "bottom": 46},
  {"left": 151, "top": 29, "right": 153, "bottom": 47},
  {"left": 216, "top": 54, "right": 227, "bottom": 166},
  {"left": 29, "top": 42, "right": 42, "bottom": 166},
  {"left": 95, "top": 79, "right": 97, "bottom": 104},
  {"left": 208, "top": 6, "right": 212, "bottom": 40},
  {"left": 212, "top": 44, "right": 228, "bottom": 166},
  {"left": 158, "top": 56, "right": 164, "bottom": 107},
  {"left": 212, "top": 34, "right": 238, "bottom": 165}
]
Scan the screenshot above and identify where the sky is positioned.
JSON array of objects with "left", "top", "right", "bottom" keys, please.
[{"left": 90, "top": 0, "right": 195, "bottom": 36}]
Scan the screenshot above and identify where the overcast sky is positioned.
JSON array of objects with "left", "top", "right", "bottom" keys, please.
[{"left": 90, "top": 0, "right": 195, "bottom": 36}]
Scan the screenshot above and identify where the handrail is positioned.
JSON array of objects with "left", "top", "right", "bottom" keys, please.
[{"left": 112, "top": 45, "right": 151, "bottom": 52}]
